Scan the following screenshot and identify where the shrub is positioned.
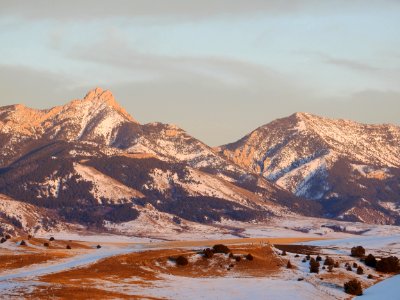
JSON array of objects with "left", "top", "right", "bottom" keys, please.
[
  {"left": 310, "top": 258, "right": 320, "bottom": 273},
  {"left": 295, "top": 254, "right": 300, "bottom": 258},
  {"left": 367, "top": 274, "right": 374, "bottom": 279},
  {"left": 96, "top": 245, "right": 101, "bottom": 249},
  {"left": 43, "top": 242, "right": 49, "bottom": 247},
  {"left": 246, "top": 254, "right": 254, "bottom": 261},
  {"left": 334, "top": 261, "right": 340, "bottom": 268},
  {"left": 344, "top": 279, "right": 363, "bottom": 296},
  {"left": 5, "top": 234, "right": 11, "bottom": 240},
  {"left": 235, "top": 256, "right": 241, "bottom": 262},
  {"left": 213, "top": 244, "right": 230, "bottom": 254},
  {"left": 328, "top": 265, "right": 334, "bottom": 272},
  {"left": 357, "top": 266, "right": 364, "bottom": 275},
  {"left": 66, "top": 245, "right": 71, "bottom": 249},
  {"left": 28, "top": 235, "right": 32, "bottom": 240},
  {"left": 176, "top": 255, "right": 189, "bottom": 266},
  {"left": 203, "top": 248, "right": 214, "bottom": 259},
  {"left": 324, "top": 257, "right": 334, "bottom": 266},
  {"left": 376, "top": 256, "right": 400, "bottom": 273},
  {"left": 347, "top": 265, "right": 352, "bottom": 271},
  {"left": 49, "top": 237, "right": 55, "bottom": 241},
  {"left": 365, "top": 254, "right": 377, "bottom": 268},
  {"left": 20, "top": 240, "right": 26, "bottom": 246},
  {"left": 302, "top": 258, "right": 307, "bottom": 263},
  {"left": 353, "top": 262, "right": 358, "bottom": 268},
  {"left": 351, "top": 246, "right": 365, "bottom": 257},
  {"left": 306, "top": 254, "right": 311, "bottom": 261},
  {"left": 287, "top": 260, "right": 293, "bottom": 269},
  {"left": 316, "top": 255, "right": 322, "bottom": 262},
  {"left": 282, "top": 251, "right": 287, "bottom": 256},
  {"left": 0, "top": 237, "right": 6, "bottom": 243}
]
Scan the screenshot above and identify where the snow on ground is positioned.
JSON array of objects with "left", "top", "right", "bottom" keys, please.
[
  {"left": 357, "top": 275, "right": 400, "bottom": 300},
  {"left": 133, "top": 275, "right": 328, "bottom": 300},
  {"left": 302, "top": 234, "right": 400, "bottom": 256},
  {"left": 74, "top": 162, "right": 144, "bottom": 204}
]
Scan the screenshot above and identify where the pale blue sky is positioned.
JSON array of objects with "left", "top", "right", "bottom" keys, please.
[{"left": 0, "top": 0, "right": 399, "bottom": 145}]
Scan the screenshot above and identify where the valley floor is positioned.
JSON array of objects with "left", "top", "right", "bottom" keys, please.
[{"left": 1, "top": 222, "right": 399, "bottom": 300}]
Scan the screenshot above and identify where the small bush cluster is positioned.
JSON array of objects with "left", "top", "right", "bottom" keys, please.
[
  {"left": 43, "top": 242, "right": 49, "bottom": 247},
  {"left": 49, "top": 237, "right": 55, "bottom": 241},
  {"left": 351, "top": 246, "right": 365, "bottom": 257},
  {"left": 286, "top": 260, "right": 293, "bottom": 269},
  {"left": 1, "top": 234, "right": 11, "bottom": 243},
  {"left": 175, "top": 255, "right": 189, "bottom": 266},
  {"left": 324, "top": 257, "right": 335, "bottom": 266},
  {"left": 357, "top": 266, "right": 364, "bottom": 275},
  {"left": 376, "top": 256, "right": 400, "bottom": 273},
  {"left": 203, "top": 248, "right": 214, "bottom": 258},
  {"left": 246, "top": 254, "right": 254, "bottom": 261},
  {"left": 213, "top": 244, "right": 230, "bottom": 254},
  {"left": 310, "top": 258, "right": 320, "bottom": 273},
  {"left": 365, "top": 254, "right": 377, "bottom": 268},
  {"left": 20, "top": 240, "right": 27, "bottom": 246},
  {"left": 344, "top": 279, "right": 363, "bottom": 296},
  {"left": 66, "top": 245, "right": 71, "bottom": 249}
]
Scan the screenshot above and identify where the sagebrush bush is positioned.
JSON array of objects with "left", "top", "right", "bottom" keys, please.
[
  {"left": 357, "top": 266, "right": 364, "bottom": 275},
  {"left": 287, "top": 260, "right": 293, "bottom": 269},
  {"left": 175, "top": 255, "right": 189, "bottom": 266},
  {"left": 213, "top": 244, "right": 230, "bottom": 254},
  {"left": 376, "top": 256, "right": 400, "bottom": 273},
  {"left": 344, "top": 279, "right": 363, "bottom": 296},
  {"left": 324, "top": 257, "right": 334, "bottom": 266},
  {"left": 309, "top": 258, "right": 320, "bottom": 273},
  {"left": 246, "top": 253, "right": 254, "bottom": 261},
  {"left": 351, "top": 246, "right": 365, "bottom": 257},
  {"left": 365, "top": 254, "right": 377, "bottom": 268},
  {"left": 203, "top": 248, "right": 214, "bottom": 259}
]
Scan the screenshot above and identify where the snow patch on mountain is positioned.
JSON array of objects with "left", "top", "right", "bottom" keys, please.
[{"left": 74, "top": 163, "right": 144, "bottom": 204}]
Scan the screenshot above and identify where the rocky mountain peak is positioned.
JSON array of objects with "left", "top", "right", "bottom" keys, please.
[{"left": 80, "top": 87, "right": 137, "bottom": 123}]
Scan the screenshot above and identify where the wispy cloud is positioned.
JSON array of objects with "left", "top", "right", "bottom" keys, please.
[{"left": 1, "top": 0, "right": 398, "bottom": 21}]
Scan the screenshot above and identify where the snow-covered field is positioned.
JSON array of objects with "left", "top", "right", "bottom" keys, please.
[{"left": 1, "top": 220, "right": 399, "bottom": 299}]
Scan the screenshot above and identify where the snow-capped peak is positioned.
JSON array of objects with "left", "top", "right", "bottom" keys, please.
[{"left": 81, "top": 87, "right": 136, "bottom": 123}]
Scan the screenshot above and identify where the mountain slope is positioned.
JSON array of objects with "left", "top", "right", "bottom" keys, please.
[
  {"left": 219, "top": 112, "right": 400, "bottom": 224},
  {"left": 1, "top": 89, "right": 322, "bottom": 234}
]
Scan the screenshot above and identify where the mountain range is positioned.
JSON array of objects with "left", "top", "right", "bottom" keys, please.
[{"left": 0, "top": 88, "right": 399, "bottom": 235}]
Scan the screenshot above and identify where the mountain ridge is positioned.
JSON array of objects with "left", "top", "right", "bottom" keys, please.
[{"left": 0, "top": 88, "right": 399, "bottom": 236}]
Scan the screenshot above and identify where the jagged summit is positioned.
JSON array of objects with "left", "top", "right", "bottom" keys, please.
[
  {"left": 84, "top": 87, "right": 116, "bottom": 105},
  {"left": 79, "top": 87, "right": 136, "bottom": 123}
]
